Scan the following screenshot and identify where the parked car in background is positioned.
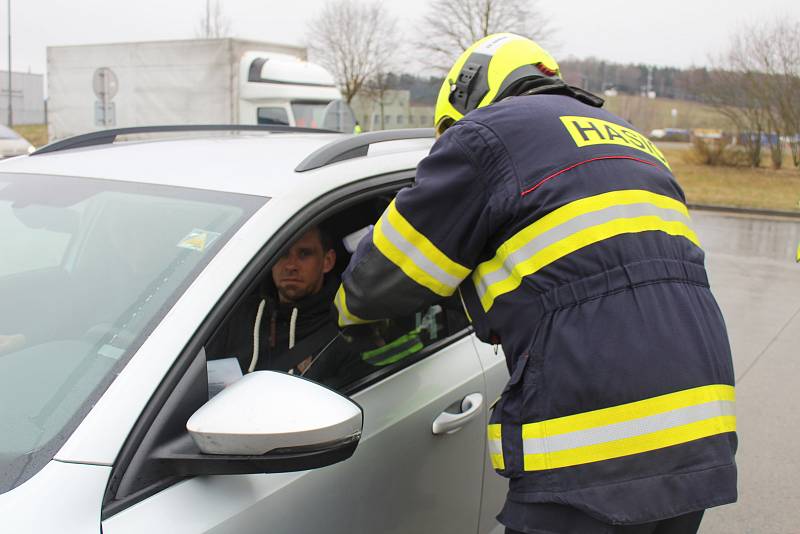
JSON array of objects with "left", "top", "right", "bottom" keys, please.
[
  {"left": 0, "top": 125, "right": 507, "bottom": 534},
  {"left": 0, "top": 125, "right": 35, "bottom": 158},
  {"left": 649, "top": 127, "right": 690, "bottom": 142}
]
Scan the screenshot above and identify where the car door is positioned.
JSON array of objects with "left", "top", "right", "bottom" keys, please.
[
  {"left": 102, "top": 333, "right": 487, "bottom": 534},
  {"left": 102, "top": 175, "right": 491, "bottom": 533},
  {"left": 472, "top": 340, "right": 511, "bottom": 534}
]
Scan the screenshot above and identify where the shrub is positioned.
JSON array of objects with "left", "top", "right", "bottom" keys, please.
[{"left": 688, "top": 137, "right": 752, "bottom": 167}]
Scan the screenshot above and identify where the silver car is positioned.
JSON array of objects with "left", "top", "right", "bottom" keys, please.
[{"left": 0, "top": 126, "right": 508, "bottom": 533}]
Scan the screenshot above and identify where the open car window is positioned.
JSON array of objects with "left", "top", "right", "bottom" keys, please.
[
  {"left": 204, "top": 187, "right": 472, "bottom": 395},
  {"left": 303, "top": 297, "right": 471, "bottom": 393}
]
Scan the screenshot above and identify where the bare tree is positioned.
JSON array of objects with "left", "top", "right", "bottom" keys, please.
[
  {"left": 306, "top": 0, "right": 399, "bottom": 104},
  {"left": 361, "top": 70, "right": 393, "bottom": 130},
  {"left": 703, "top": 19, "right": 800, "bottom": 169},
  {"left": 196, "top": 0, "right": 232, "bottom": 39},
  {"left": 701, "top": 67, "right": 769, "bottom": 167},
  {"left": 416, "top": 0, "right": 557, "bottom": 71}
]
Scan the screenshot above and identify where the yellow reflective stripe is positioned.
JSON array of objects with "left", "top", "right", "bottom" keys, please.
[
  {"left": 474, "top": 190, "right": 689, "bottom": 284},
  {"left": 523, "top": 385, "right": 734, "bottom": 439},
  {"left": 374, "top": 217, "right": 451, "bottom": 296},
  {"left": 473, "top": 190, "right": 698, "bottom": 311},
  {"left": 373, "top": 200, "right": 469, "bottom": 296},
  {"left": 521, "top": 385, "right": 735, "bottom": 471},
  {"left": 488, "top": 424, "right": 505, "bottom": 470},
  {"left": 481, "top": 216, "right": 699, "bottom": 310},
  {"left": 385, "top": 201, "right": 471, "bottom": 281},
  {"left": 334, "top": 285, "right": 371, "bottom": 327},
  {"left": 524, "top": 416, "right": 736, "bottom": 471}
]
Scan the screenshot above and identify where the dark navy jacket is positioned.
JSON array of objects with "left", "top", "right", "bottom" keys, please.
[{"left": 336, "top": 93, "right": 737, "bottom": 524}]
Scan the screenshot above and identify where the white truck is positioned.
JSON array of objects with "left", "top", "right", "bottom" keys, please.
[{"left": 46, "top": 38, "right": 356, "bottom": 140}]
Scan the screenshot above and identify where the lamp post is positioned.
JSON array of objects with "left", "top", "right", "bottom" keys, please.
[{"left": 7, "top": 0, "right": 11, "bottom": 127}]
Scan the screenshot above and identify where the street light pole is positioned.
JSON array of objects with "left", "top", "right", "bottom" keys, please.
[{"left": 7, "top": 0, "right": 11, "bottom": 127}]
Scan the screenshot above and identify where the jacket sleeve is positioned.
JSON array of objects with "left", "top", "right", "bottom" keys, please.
[{"left": 336, "top": 120, "right": 515, "bottom": 326}]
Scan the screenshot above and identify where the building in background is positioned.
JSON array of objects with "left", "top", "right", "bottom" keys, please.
[
  {"left": 351, "top": 89, "right": 434, "bottom": 131},
  {"left": 0, "top": 70, "right": 45, "bottom": 126},
  {"left": 408, "top": 103, "right": 434, "bottom": 130}
]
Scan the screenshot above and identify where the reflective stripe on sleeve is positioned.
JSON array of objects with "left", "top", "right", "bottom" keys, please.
[
  {"left": 335, "top": 284, "right": 371, "bottom": 327},
  {"left": 472, "top": 190, "right": 700, "bottom": 311},
  {"left": 488, "top": 424, "right": 505, "bottom": 470},
  {"left": 373, "top": 200, "right": 470, "bottom": 297},
  {"left": 522, "top": 384, "right": 735, "bottom": 471}
]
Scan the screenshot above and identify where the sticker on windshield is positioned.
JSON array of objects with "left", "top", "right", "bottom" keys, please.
[{"left": 177, "top": 228, "right": 221, "bottom": 252}]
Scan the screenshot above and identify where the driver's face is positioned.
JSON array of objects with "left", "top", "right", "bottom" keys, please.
[{"left": 271, "top": 228, "right": 335, "bottom": 304}]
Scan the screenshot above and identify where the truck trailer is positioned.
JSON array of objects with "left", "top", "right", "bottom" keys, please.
[{"left": 47, "top": 38, "right": 355, "bottom": 140}]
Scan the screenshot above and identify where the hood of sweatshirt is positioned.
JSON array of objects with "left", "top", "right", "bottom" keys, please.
[{"left": 265, "top": 275, "right": 338, "bottom": 354}]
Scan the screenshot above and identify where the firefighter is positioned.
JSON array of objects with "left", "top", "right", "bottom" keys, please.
[{"left": 335, "top": 33, "right": 737, "bottom": 533}]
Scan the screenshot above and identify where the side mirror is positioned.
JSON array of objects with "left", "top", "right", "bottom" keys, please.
[{"left": 153, "top": 371, "right": 363, "bottom": 476}]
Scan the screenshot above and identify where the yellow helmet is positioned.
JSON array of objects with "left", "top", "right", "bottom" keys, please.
[{"left": 434, "top": 33, "right": 561, "bottom": 135}]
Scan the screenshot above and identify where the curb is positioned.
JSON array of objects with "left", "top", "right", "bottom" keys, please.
[{"left": 687, "top": 203, "right": 800, "bottom": 220}]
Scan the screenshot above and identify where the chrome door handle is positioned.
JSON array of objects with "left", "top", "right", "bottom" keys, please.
[{"left": 432, "top": 393, "right": 484, "bottom": 435}]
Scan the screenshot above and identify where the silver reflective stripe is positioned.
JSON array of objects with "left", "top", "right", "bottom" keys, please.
[
  {"left": 488, "top": 437, "right": 503, "bottom": 457},
  {"left": 523, "top": 400, "right": 735, "bottom": 455},
  {"left": 379, "top": 211, "right": 462, "bottom": 290},
  {"left": 474, "top": 202, "right": 692, "bottom": 300}
]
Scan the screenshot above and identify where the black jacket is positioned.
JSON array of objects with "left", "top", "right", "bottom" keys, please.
[
  {"left": 209, "top": 276, "right": 366, "bottom": 388},
  {"left": 209, "top": 276, "right": 338, "bottom": 371}
]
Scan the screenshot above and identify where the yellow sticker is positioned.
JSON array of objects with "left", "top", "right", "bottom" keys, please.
[
  {"left": 560, "top": 115, "right": 671, "bottom": 169},
  {"left": 177, "top": 229, "right": 220, "bottom": 252}
]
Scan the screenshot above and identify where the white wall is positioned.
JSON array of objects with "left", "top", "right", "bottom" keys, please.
[{"left": 0, "top": 71, "right": 45, "bottom": 125}]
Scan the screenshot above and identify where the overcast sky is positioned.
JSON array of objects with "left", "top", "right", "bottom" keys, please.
[{"left": 7, "top": 0, "right": 800, "bottom": 77}]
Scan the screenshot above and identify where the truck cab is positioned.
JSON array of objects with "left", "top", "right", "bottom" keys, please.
[{"left": 239, "top": 52, "right": 357, "bottom": 133}]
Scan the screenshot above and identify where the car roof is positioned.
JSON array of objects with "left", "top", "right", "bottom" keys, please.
[{"left": 0, "top": 131, "right": 434, "bottom": 197}]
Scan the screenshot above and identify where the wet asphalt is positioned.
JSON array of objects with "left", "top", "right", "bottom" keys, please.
[{"left": 691, "top": 210, "right": 800, "bottom": 534}]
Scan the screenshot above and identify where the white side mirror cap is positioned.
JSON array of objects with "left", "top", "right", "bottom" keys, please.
[{"left": 187, "top": 371, "right": 362, "bottom": 455}]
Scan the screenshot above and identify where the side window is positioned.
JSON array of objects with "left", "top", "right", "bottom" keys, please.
[
  {"left": 304, "top": 296, "right": 471, "bottom": 393},
  {"left": 257, "top": 106, "right": 289, "bottom": 125},
  {"left": 204, "top": 187, "right": 472, "bottom": 397}
]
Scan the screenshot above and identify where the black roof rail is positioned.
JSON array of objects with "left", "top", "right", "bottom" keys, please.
[
  {"left": 294, "top": 128, "right": 435, "bottom": 172},
  {"left": 31, "top": 124, "right": 339, "bottom": 156}
]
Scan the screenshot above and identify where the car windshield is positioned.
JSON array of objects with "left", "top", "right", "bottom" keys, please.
[
  {"left": 292, "top": 100, "right": 356, "bottom": 132},
  {"left": 0, "top": 173, "right": 266, "bottom": 494}
]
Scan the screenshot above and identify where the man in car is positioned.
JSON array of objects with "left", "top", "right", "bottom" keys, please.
[{"left": 209, "top": 225, "right": 343, "bottom": 377}]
